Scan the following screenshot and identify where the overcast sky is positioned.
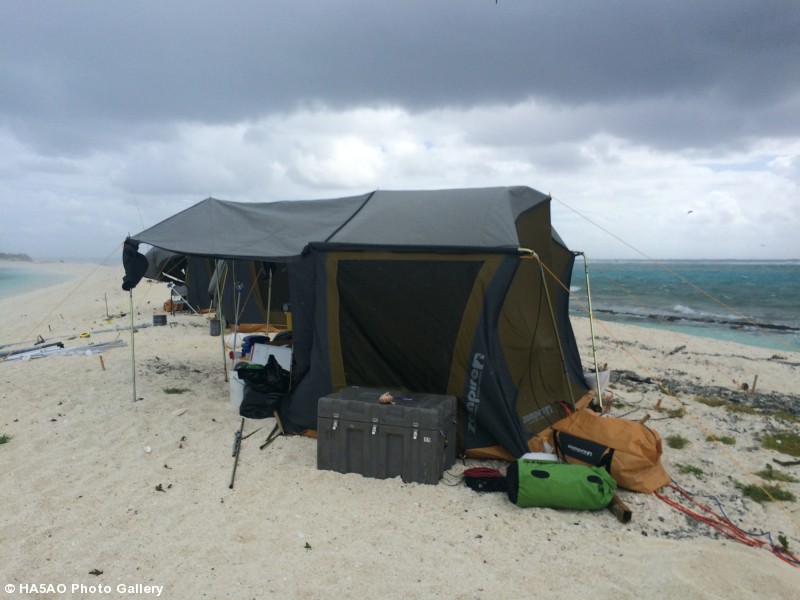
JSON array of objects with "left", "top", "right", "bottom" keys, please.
[{"left": 1, "top": 1, "right": 798, "bottom": 261}]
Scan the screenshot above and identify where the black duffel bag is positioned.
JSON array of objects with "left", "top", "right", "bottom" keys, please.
[{"left": 236, "top": 355, "right": 290, "bottom": 419}]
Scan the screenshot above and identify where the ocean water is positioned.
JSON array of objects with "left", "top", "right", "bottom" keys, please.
[
  {"left": 2, "top": 260, "right": 798, "bottom": 352},
  {"left": 569, "top": 260, "right": 800, "bottom": 353},
  {"left": 0, "top": 264, "right": 71, "bottom": 300}
]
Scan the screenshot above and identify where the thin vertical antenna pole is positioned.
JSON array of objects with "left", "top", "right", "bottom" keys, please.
[
  {"left": 582, "top": 253, "right": 604, "bottom": 409},
  {"left": 265, "top": 265, "right": 273, "bottom": 333},
  {"left": 129, "top": 289, "right": 137, "bottom": 402},
  {"left": 232, "top": 281, "right": 242, "bottom": 370},
  {"left": 216, "top": 260, "right": 228, "bottom": 381}
]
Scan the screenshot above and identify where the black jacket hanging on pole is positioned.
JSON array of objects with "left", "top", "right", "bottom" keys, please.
[{"left": 121, "top": 237, "right": 149, "bottom": 291}]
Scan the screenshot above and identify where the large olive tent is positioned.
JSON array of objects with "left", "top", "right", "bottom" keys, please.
[{"left": 124, "top": 186, "right": 590, "bottom": 458}]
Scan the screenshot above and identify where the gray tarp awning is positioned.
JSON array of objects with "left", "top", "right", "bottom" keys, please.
[{"left": 129, "top": 186, "right": 550, "bottom": 260}]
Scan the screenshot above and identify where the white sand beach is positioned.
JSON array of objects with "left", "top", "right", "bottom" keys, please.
[{"left": 1, "top": 262, "right": 799, "bottom": 599}]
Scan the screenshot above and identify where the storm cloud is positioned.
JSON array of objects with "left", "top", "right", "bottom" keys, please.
[{"left": 1, "top": 1, "right": 798, "bottom": 259}]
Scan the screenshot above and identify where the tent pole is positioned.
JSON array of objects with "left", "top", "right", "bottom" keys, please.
[
  {"left": 265, "top": 264, "right": 273, "bottom": 334},
  {"left": 216, "top": 259, "right": 228, "bottom": 382},
  {"left": 232, "top": 281, "right": 242, "bottom": 370},
  {"left": 129, "top": 289, "right": 137, "bottom": 402},
  {"left": 581, "top": 253, "right": 604, "bottom": 409}
]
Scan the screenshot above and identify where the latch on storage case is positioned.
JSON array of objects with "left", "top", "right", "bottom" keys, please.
[
  {"left": 332, "top": 412, "right": 339, "bottom": 431},
  {"left": 412, "top": 421, "right": 419, "bottom": 440},
  {"left": 371, "top": 416, "right": 378, "bottom": 435}
]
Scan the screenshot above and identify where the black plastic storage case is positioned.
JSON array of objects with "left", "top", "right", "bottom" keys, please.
[{"left": 317, "top": 387, "right": 457, "bottom": 485}]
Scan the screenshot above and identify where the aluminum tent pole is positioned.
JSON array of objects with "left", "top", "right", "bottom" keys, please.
[
  {"left": 216, "top": 259, "right": 228, "bottom": 381},
  {"left": 265, "top": 264, "right": 273, "bottom": 334},
  {"left": 231, "top": 280, "right": 242, "bottom": 370},
  {"left": 129, "top": 289, "right": 137, "bottom": 402},
  {"left": 580, "top": 253, "right": 604, "bottom": 409}
]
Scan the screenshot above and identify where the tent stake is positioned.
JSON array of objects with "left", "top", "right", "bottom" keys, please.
[{"left": 608, "top": 494, "right": 632, "bottom": 523}]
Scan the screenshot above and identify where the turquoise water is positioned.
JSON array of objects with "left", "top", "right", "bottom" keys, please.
[
  {"left": 3, "top": 260, "right": 798, "bottom": 352},
  {"left": 569, "top": 260, "right": 800, "bottom": 353},
  {"left": 0, "top": 265, "right": 71, "bottom": 300}
]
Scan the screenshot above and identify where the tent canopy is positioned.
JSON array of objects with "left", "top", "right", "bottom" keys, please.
[
  {"left": 126, "top": 186, "right": 588, "bottom": 459},
  {"left": 129, "top": 187, "right": 551, "bottom": 260}
]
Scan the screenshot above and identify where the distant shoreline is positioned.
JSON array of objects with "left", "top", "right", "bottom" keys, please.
[
  {"left": 574, "top": 311, "right": 800, "bottom": 354},
  {"left": 0, "top": 252, "right": 32, "bottom": 262},
  {"left": 0, "top": 260, "right": 106, "bottom": 301}
]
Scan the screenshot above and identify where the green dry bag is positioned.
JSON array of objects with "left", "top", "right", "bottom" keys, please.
[{"left": 506, "top": 459, "right": 616, "bottom": 510}]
